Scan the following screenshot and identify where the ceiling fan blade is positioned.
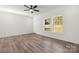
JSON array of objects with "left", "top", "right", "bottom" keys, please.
[
  {"left": 24, "top": 5, "right": 30, "bottom": 9},
  {"left": 33, "top": 5, "right": 37, "bottom": 8},
  {"left": 31, "top": 11, "right": 33, "bottom": 13},
  {"left": 34, "top": 9, "right": 39, "bottom": 12},
  {"left": 24, "top": 9, "right": 30, "bottom": 11}
]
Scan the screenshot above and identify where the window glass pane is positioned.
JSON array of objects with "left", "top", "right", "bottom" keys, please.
[
  {"left": 53, "top": 16, "right": 63, "bottom": 32},
  {"left": 44, "top": 16, "right": 51, "bottom": 31}
]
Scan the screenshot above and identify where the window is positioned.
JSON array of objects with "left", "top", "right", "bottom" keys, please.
[
  {"left": 44, "top": 16, "right": 51, "bottom": 31},
  {"left": 53, "top": 16, "right": 63, "bottom": 32}
]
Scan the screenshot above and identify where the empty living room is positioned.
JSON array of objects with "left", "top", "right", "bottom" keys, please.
[{"left": 0, "top": 5, "right": 78, "bottom": 53}]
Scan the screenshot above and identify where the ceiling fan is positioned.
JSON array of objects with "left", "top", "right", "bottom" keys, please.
[{"left": 24, "top": 5, "right": 40, "bottom": 13}]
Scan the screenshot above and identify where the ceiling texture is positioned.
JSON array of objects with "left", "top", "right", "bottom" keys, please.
[{"left": 0, "top": 5, "right": 63, "bottom": 16}]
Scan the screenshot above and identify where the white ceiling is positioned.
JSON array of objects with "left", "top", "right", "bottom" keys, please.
[{"left": 0, "top": 5, "right": 63, "bottom": 16}]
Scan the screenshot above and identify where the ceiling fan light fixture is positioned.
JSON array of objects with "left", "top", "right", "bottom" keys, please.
[
  {"left": 24, "top": 5, "right": 39, "bottom": 13},
  {"left": 30, "top": 9, "right": 33, "bottom": 13},
  {"left": 30, "top": 9, "right": 33, "bottom": 12}
]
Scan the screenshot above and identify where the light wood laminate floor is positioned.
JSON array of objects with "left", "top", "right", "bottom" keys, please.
[{"left": 0, "top": 33, "right": 79, "bottom": 53}]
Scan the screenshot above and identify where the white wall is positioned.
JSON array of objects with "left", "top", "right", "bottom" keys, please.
[
  {"left": 0, "top": 11, "right": 33, "bottom": 38},
  {"left": 33, "top": 6, "right": 79, "bottom": 44}
]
